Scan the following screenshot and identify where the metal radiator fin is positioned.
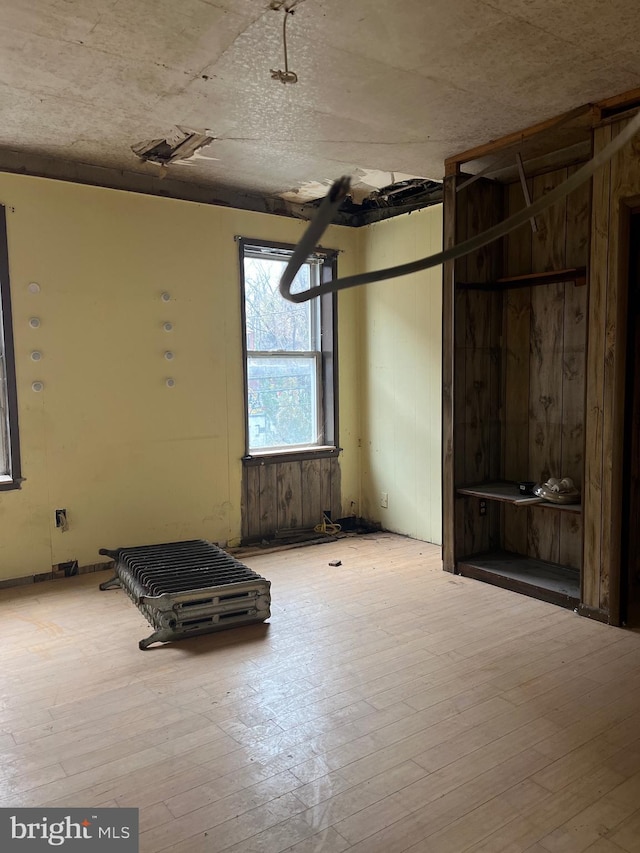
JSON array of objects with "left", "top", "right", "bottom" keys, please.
[{"left": 99, "top": 539, "right": 270, "bottom": 649}]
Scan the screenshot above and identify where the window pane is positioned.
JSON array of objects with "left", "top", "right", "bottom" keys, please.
[
  {"left": 247, "top": 356, "right": 318, "bottom": 450},
  {"left": 244, "top": 257, "right": 318, "bottom": 352},
  {"left": 0, "top": 206, "right": 20, "bottom": 484},
  {"left": 0, "top": 305, "right": 7, "bottom": 474},
  {"left": 0, "top": 383, "right": 7, "bottom": 474}
]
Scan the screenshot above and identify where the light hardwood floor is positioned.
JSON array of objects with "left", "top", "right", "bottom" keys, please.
[{"left": 1, "top": 533, "right": 640, "bottom": 853}]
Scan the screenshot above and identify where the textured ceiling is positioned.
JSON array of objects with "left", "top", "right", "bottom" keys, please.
[{"left": 1, "top": 0, "right": 640, "bottom": 218}]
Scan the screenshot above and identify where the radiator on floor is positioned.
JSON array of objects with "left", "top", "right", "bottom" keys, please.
[{"left": 98, "top": 539, "right": 271, "bottom": 649}]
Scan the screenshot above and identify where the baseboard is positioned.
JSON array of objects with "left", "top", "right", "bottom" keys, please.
[
  {"left": 0, "top": 561, "right": 113, "bottom": 590},
  {"left": 577, "top": 603, "right": 612, "bottom": 624}
]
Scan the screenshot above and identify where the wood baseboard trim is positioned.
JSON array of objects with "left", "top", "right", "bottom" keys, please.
[
  {"left": 577, "top": 603, "right": 612, "bottom": 624},
  {"left": 0, "top": 561, "right": 112, "bottom": 589}
]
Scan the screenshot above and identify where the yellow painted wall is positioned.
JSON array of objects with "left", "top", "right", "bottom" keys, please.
[
  {"left": 0, "top": 173, "right": 362, "bottom": 580},
  {"left": 359, "top": 206, "right": 443, "bottom": 544}
]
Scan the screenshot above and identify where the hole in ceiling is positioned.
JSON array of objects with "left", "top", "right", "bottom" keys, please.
[
  {"left": 338, "top": 177, "right": 443, "bottom": 224},
  {"left": 357, "top": 177, "right": 442, "bottom": 209},
  {"left": 280, "top": 171, "right": 443, "bottom": 224},
  {"left": 132, "top": 127, "right": 216, "bottom": 166}
]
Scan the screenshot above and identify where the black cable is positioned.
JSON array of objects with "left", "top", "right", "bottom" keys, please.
[
  {"left": 279, "top": 110, "right": 640, "bottom": 304},
  {"left": 279, "top": 176, "right": 351, "bottom": 297}
]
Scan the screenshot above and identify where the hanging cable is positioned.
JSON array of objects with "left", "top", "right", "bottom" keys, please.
[
  {"left": 279, "top": 110, "right": 640, "bottom": 304},
  {"left": 270, "top": 2, "right": 299, "bottom": 84}
]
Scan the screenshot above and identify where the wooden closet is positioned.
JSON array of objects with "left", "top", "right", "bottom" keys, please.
[{"left": 442, "top": 96, "right": 640, "bottom": 625}]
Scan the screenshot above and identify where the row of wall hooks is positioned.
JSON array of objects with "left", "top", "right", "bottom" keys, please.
[
  {"left": 28, "top": 282, "right": 44, "bottom": 391},
  {"left": 161, "top": 291, "right": 175, "bottom": 387},
  {"left": 23, "top": 283, "right": 181, "bottom": 391}
]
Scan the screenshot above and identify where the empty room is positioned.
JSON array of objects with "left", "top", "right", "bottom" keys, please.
[{"left": 1, "top": 2, "right": 640, "bottom": 852}]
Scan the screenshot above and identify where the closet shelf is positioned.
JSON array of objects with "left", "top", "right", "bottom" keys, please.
[
  {"left": 457, "top": 481, "right": 581, "bottom": 513},
  {"left": 457, "top": 266, "right": 587, "bottom": 291},
  {"left": 456, "top": 550, "right": 580, "bottom": 609}
]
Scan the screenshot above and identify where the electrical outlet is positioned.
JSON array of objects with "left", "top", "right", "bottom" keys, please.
[
  {"left": 380, "top": 492, "right": 388, "bottom": 508},
  {"left": 55, "top": 509, "right": 68, "bottom": 529},
  {"left": 479, "top": 499, "right": 487, "bottom": 516}
]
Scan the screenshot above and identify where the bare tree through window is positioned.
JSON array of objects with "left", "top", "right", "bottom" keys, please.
[{"left": 240, "top": 241, "right": 337, "bottom": 456}]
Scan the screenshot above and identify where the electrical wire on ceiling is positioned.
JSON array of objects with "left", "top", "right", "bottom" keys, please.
[
  {"left": 279, "top": 109, "right": 640, "bottom": 304},
  {"left": 269, "top": 0, "right": 302, "bottom": 84}
]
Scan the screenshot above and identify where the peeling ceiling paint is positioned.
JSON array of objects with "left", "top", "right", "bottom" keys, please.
[
  {"left": 279, "top": 180, "right": 335, "bottom": 203},
  {"left": 132, "top": 127, "right": 216, "bottom": 166},
  {"left": 1, "top": 0, "right": 639, "bottom": 220},
  {"left": 279, "top": 170, "right": 433, "bottom": 206},
  {"left": 349, "top": 170, "right": 429, "bottom": 204}
]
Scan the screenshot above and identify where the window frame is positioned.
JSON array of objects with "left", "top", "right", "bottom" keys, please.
[
  {"left": 238, "top": 237, "right": 339, "bottom": 465},
  {"left": 0, "top": 204, "right": 22, "bottom": 491}
]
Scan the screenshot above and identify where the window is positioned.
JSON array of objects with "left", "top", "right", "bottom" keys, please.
[
  {"left": 0, "top": 204, "right": 21, "bottom": 489},
  {"left": 239, "top": 239, "right": 338, "bottom": 459}
]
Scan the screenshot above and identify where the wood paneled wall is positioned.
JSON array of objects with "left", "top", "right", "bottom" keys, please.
[
  {"left": 444, "top": 108, "right": 640, "bottom": 621},
  {"left": 501, "top": 165, "right": 590, "bottom": 571},
  {"left": 442, "top": 176, "right": 457, "bottom": 572},
  {"left": 242, "top": 457, "right": 341, "bottom": 542},
  {"left": 443, "top": 167, "right": 589, "bottom": 574},
  {"left": 503, "top": 167, "right": 590, "bottom": 487},
  {"left": 443, "top": 178, "right": 504, "bottom": 566},
  {"left": 584, "top": 115, "right": 640, "bottom": 621}
]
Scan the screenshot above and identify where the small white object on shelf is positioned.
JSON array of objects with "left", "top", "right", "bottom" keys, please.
[{"left": 533, "top": 477, "right": 580, "bottom": 505}]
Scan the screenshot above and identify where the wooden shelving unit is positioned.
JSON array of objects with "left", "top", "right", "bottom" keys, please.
[
  {"left": 457, "top": 551, "right": 580, "bottom": 609},
  {"left": 442, "top": 160, "right": 590, "bottom": 610},
  {"left": 441, "top": 100, "right": 640, "bottom": 626},
  {"left": 457, "top": 482, "right": 582, "bottom": 513}
]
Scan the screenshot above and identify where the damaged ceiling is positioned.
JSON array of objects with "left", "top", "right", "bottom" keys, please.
[{"left": 1, "top": 0, "right": 640, "bottom": 224}]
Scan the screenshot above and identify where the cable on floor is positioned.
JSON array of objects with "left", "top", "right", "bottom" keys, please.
[{"left": 314, "top": 513, "right": 342, "bottom": 535}]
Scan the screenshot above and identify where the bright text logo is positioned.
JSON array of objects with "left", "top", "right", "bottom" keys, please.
[{"left": 1, "top": 809, "right": 138, "bottom": 851}]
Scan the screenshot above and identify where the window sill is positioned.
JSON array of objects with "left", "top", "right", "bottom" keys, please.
[
  {"left": 0, "top": 475, "right": 22, "bottom": 491},
  {"left": 243, "top": 446, "right": 340, "bottom": 466}
]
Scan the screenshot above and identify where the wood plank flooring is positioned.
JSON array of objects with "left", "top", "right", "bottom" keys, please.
[{"left": 1, "top": 533, "right": 640, "bottom": 853}]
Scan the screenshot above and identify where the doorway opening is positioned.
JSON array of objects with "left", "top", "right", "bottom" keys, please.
[{"left": 621, "top": 210, "right": 640, "bottom": 628}]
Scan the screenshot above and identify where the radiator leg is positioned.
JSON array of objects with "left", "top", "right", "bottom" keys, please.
[
  {"left": 99, "top": 574, "right": 121, "bottom": 591},
  {"left": 139, "top": 628, "right": 170, "bottom": 650}
]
